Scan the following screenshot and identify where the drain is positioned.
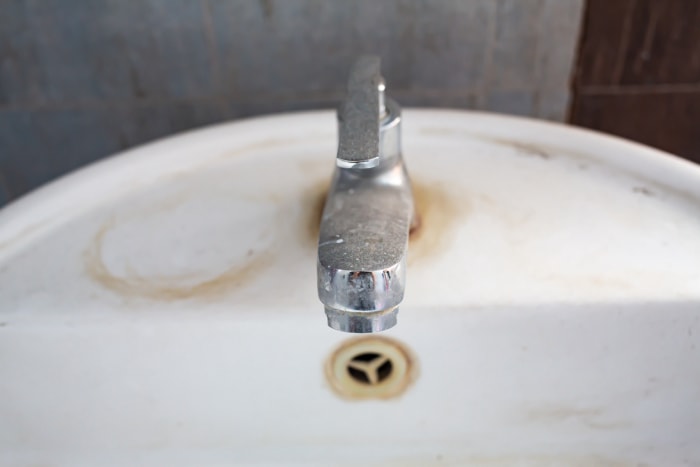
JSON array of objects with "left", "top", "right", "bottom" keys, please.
[
  {"left": 347, "top": 352, "right": 394, "bottom": 384},
  {"left": 326, "top": 336, "right": 416, "bottom": 399}
]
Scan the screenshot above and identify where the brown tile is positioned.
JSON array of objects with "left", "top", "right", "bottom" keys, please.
[
  {"left": 575, "top": 0, "right": 700, "bottom": 86},
  {"left": 617, "top": 0, "right": 700, "bottom": 85},
  {"left": 570, "top": 91, "right": 700, "bottom": 162}
]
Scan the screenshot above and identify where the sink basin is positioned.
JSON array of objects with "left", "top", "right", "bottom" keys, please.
[{"left": 1, "top": 110, "right": 699, "bottom": 466}]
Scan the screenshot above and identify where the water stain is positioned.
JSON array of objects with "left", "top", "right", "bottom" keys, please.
[
  {"left": 523, "top": 404, "right": 631, "bottom": 431},
  {"left": 117, "top": 137, "right": 326, "bottom": 195},
  {"left": 379, "top": 454, "right": 649, "bottom": 467},
  {"left": 84, "top": 221, "right": 272, "bottom": 301},
  {"left": 86, "top": 173, "right": 465, "bottom": 301},
  {"left": 420, "top": 125, "right": 700, "bottom": 209},
  {"left": 633, "top": 186, "right": 654, "bottom": 197},
  {"left": 633, "top": 175, "right": 700, "bottom": 208},
  {"left": 0, "top": 220, "right": 48, "bottom": 253},
  {"left": 492, "top": 139, "right": 552, "bottom": 159},
  {"left": 306, "top": 179, "right": 466, "bottom": 264},
  {"left": 420, "top": 127, "right": 553, "bottom": 160}
]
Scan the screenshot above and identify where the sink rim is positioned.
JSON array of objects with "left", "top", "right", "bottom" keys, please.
[{"left": 2, "top": 109, "right": 700, "bottom": 258}]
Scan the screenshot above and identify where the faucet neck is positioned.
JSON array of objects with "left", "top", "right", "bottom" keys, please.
[
  {"left": 318, "top": 55, "right": 414, "bottom": 333},
  {"left": 377, "top": 98, "right": 402, "bottom": 170}
]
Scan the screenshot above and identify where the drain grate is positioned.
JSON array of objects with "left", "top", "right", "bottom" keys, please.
[
  {"left": 347, "top": 352, "right": 394, "bottom": 385},
  {"left": 326, "top": 336, "right": 415, "bottom": 400}
]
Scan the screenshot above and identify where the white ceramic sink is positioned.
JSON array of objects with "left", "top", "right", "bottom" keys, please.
[{"left": 1, "top": 110, "right": 699, "bottom": 466}]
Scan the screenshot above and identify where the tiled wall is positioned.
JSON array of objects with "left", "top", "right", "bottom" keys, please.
[
  {"left": 0, "top": 0, "right": 583, "bottom": 205},
  {"left": 570, "top": 0, "right": 700, "bottom": 163}
]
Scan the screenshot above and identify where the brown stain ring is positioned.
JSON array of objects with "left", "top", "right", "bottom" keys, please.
[
  {"left": 325, "top": 335, "right": 418, "bottom": 400},
  {"left": 84, "top": 221, "right": 272, "bottom": 301},
  {"left": 85, "top": 174, "right": 466, "bottom": 301}
]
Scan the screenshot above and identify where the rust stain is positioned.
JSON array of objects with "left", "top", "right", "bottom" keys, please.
[
  {"left": 84, "top": 171, "right": 457, "bottom": 302},
  {"left": 408, "top": 181, "right": 466, "bottom": 264},
  {"left": 306, "top": 180, "right": 467, "bottom": 263},
  {"left": 84, "top": 220, "right": 272, "bottom": 301},
  {"left": 305, "top": 180, "right": 330, "bottom": 248}
]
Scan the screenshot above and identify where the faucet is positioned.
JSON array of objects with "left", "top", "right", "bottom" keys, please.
[{"left": 317, "top": 56, "right": 415, "bottom": 333}]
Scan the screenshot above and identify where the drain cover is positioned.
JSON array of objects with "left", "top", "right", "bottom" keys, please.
[
  {"left": 325, "top": 336, "right": 415, "bottom": 400},
  {"left": 347, "top": 352, "right": 394, "bottom": 385}
]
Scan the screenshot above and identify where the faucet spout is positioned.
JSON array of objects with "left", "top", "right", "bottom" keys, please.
[{"left": 317, "top": 56, "right": 414, "bottom": 333}]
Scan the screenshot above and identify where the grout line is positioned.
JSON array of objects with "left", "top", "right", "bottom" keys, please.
[
  {"left": 566, "top": 0, "right": 590, "bottom": 122},
  {"left": 476, "top": 0, "right": 500, "bottom": 109},
  {"left": 200, "top": 0, "right": 229, "bottom": 120},
  {"left": 0, "top": 87, "right": 512, "bottom": 112},
  {"left": 531, "top": 0, "right": 545, "bottom": 118},
  {"left": 578, "top": 83, "right": 700, "bottom": 95}
]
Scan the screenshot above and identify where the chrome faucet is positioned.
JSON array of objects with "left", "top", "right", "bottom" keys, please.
[{"left": 317, "top": 56, "right": 414, "bottom": 333}]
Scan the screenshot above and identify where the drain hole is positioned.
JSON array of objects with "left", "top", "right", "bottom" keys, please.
[
  {"left": 348, "top": 366, "right": 371, "bottom": 384},
  {"left": 346, "top": 352, "right": 394, "bottom": 385},
  {"left": 352, "top": 352, "right": 380, "bottom": 363},
  {"left": 377, "top": 359, "right": 393, "bottom": 382}
]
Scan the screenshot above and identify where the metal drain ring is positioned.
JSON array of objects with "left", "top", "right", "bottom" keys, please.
[{"left": 325, "top": 336, "right": 416, "bottom": 400}]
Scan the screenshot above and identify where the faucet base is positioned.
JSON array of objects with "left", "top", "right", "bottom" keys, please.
[{"left": 325, "top": 307, "right": 398, "bottom": 333}]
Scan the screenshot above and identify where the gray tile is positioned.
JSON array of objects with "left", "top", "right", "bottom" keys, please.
[
  {"left": 209, "top": 0, "right": 497, "bottom": 98},
  {"left": 0, "top": 108, "right": 120, "bottom": 198},
  {"left": 114, "top": 98, "right": 229, "bottom": 148},
  {"left": 227, "top": 88, "right": 476, "bottom": 118},
  {"left": 392, "top": 90, "right": 476, "bottom": 109},
  {"left": 534, "top": 0, "right": 584, "bottom": 120},
  {"left": 0, "top": 0, "right": 45, "bottom": 106},
  {"left": 209, "top": 0, "right": 415, "bottom": 97},
  {"left": 485, "top": 90, "right": 535, "bottom": 116},
  {"left": 0, "top": 99, "right": 228, "bottom": 202},
  {"left": 0, "top": 0, "right": 585, "bottom": 203},
  {"left": 409, "top": 0, "right": 496, "bottom": 91},
  {"left": 485, "top": 0, "right": 544, "bottom": 91},
  {"left": 229, "top": 94, "right": 343, "bottom": 118},
  {"left": 0, "top": 110, "right": 43, "bottom": 198},
  {"left": 24, "top": 0, "right": 219, "bottom": 103},
  {"left": 0, "top": 170, "right": 10, "bottom": 206},
  {"left": 537, "top": 91, "right": 571, "bottom": 121}
]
